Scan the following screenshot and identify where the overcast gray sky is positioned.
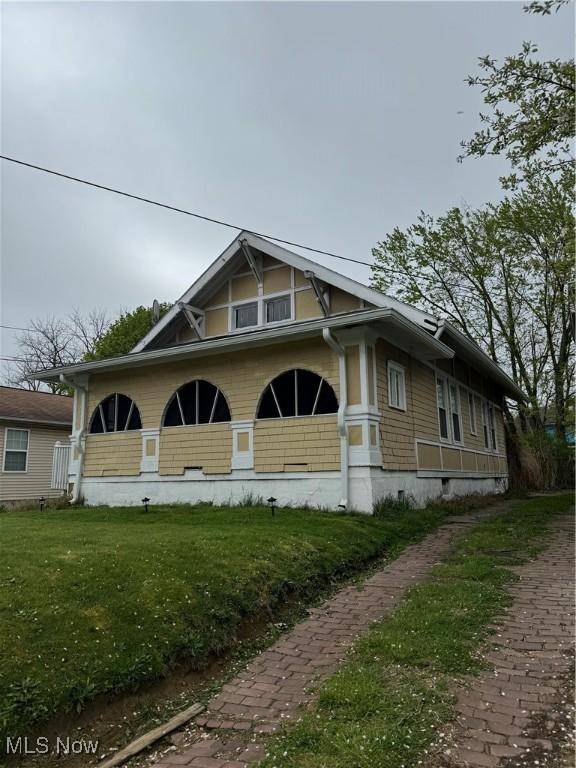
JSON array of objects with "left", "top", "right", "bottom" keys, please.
[{"left": 0, "top": 1, "right": 572, "bottom": 376}]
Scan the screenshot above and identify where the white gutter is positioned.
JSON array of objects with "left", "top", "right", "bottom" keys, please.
[
  {"left": 322, "top": 328, "right": 348, "bottom": 509},
  {"left": 60, "top": 375, "right": 87, "bottom": 504}
]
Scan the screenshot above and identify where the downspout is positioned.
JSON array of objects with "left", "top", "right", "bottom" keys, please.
[
  {"left": 60, "top": 374, "right": 87, "bottom": 504},
  {"left": 322, "top": 328, "right": 348, "bottom": 509}
]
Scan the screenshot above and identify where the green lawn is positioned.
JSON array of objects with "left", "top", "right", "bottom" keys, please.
[
  {"left": 0, "top": 502, "right": 448, "bottom": 740},
  {"left": 260, "top": 492, "right": 574, "bottom": 768}
]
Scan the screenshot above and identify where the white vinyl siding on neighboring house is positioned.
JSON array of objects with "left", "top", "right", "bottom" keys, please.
[
  {"left": 0, "top": 421, "right": 71, "bottom": 502},
  {"left": 387, "top": 362, "right": 406, "bottom": 410}
]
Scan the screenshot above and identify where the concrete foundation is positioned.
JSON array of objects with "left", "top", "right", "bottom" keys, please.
[{"left": 80, "top": 467, "right": 507, "bottom": 513}]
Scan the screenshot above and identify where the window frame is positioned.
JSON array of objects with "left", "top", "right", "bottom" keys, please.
[
  {"left": 256, "top": 369, "right": 338, "bottom": 420},
  {"left": 265, "top": 294, "right": 292, "bottom": 325},
  {"left": 232, "top": 300, "right": 259, "bottom": 331},
  {"left": 436, "top": 375, "right": 451, "bottom": 442},
  {"left": 436, "top": 373, "right": 464, "bottom": 446},
  {"left": 2, "top": 427, "right": 30, "bottom": 473},
  {"left": 468, "top": 391, "right": 478, "bottom": 436},
  {"left": 162, "top": 380, "right": 231, "bottom": 427},
  {"left": 89, "top": 394, "right": 141, "bottom": 434},
  {"left": 448, "top": 381, "right": 463, "bottom": 445},
  {"left": 387, "top": 361, "right": 407, "bottom": 411}
]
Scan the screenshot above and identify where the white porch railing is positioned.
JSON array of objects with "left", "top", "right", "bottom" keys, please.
[{"left": 51, "top": 441, "right": 71, "bottom": 490}]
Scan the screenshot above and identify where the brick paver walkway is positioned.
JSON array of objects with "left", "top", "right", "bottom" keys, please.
[
  {"left": 150, "top": 513, "right": 490, "bottom": 768},
  {"left": 444, "top": 514, "right": 575, "bottom": 768}
]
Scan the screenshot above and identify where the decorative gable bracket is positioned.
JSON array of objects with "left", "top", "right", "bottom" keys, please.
[
  {"left": 239, "top": 238, "right": 263, "bottom": 285},
  {"left": 178, "top": 302, "right": 205, "bottom": 338},
  {"left": 304, "top": 271, "right": 329, "bottom": 317}
]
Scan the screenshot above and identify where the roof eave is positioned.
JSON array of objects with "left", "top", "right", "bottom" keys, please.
[
  {"left": 0, "top": 416, "right": 73, "bottom": 428},
  {"left": 438, "top": 322, "right": 526, "bottom": 401},
  {"left": 33, "top": 309, "right": 453, "bottom": 383}
]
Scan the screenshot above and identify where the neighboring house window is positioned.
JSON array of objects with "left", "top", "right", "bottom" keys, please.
[
  {"left": 468, "top": 391, "right": 477, "bottom": 435},
  {"left": 89, "top": 394, "right": 142, "bottom": 433},
  {"left": 449, "top": 383, "right": 462, "bottom": 443},
  {"left": 387, "top": 362, "right": 406, "bottom": 410},
  {"left": 257, "top": 369, "right": 338, "bottom": 419},
  {"left": 266, "top": 295, "right": 291, "bottom": 323},
  {"left": 163, "top": 380, "right": 231, "bottom": 426},
  {"left": 233, "top": 302, "right": 258, "bottom": 329},
  {"left": 436, "top": 377, "right": 449, "bottom": 440},
  {"left": 3, "top": 428, "right": 29, "bottom": 472}
]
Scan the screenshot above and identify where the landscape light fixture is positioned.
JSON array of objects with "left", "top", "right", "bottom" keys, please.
[
  {"left": 142, "top": 497, "right": 150, "bottom": 513},
  {"left": 39, "top": 496, "right": 46, "bottom": 512},
  {"left": 267, "top": 496, "right": 277, "bottom": 517}
]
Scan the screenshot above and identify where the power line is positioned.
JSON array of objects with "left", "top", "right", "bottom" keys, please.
[
  {"left": 0, "top": 154, "right": 374, "bottom": 268},
  {"left": 0, "top": 324, "right": 35, "bottom": 333}
]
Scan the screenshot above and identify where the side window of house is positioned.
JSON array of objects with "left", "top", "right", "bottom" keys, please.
[
  {"left": 449, "top": 383, "right": 462, "bottom": 443},
  {"left": 89, "top": 394, "right": 142, "bottom": 433},
  {"left": 436, "top": 376, "right": 462, "bottom": 444},
  {"left": 468, "top": 391, "right": 477, "bottom": 435},
  {"left": 3, "top": 428, "right": 29, "bottom": 472},
  {"left": 257, "top": 369, "right": 338, "bottom": 419},
  {"left": 163, "top": 380, "right": 231, "bottom": 426},
  {"left": 436, "top": 377, "right": 449, "bottom": 440},
  {"left": 387, "top": 362, "right": 406, "bottom": 410}
]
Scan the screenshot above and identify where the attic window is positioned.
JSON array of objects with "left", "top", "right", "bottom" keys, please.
[
  {"left": 266, "top": 295, "right": 291, "bottom": 323},
  {"left": 89, "top": 394, "right": 142, "bottom": 433},
  {"left": 257, "top": 369, "right": 338, "bottom": 419},
  {"left": 163, "top": 380, "right": 231, "bottom": 426},
  {"left": 233, "top": 302, "right": 258, "bottom": 329}
]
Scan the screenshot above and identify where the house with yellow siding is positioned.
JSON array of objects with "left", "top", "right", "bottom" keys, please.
[{"left": 35, "top": 232, "right": 524, "bottom": 511}]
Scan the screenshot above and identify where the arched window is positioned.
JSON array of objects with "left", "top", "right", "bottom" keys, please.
[
  {"left": 257, "top": 369, "right": 338, "bottom": 419},
  {"left": 89, "top": 393, "right": 142, "bottom": 434},
  {"left": 163, "top": 380, "right": 231, "bottom": 427}
]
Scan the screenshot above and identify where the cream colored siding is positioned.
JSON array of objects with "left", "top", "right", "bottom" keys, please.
[
  {"left": 200, "top": 265, "right": 369, "bottom": 338},
  {"left": 0, "top": 421, "right": 71, "bottom": 501},
  {"left": 254, "top": 416, "right": 339, "bottom": 472},
  {"left": 205, "top": 308, "right": 228, "bottom": 337},
  {"left": 263, "top": 266, "right": 291, "bottom": 293},
  {"left": 159, "top": 424, "right": 232, "bottom": 475},
  {"left": 231, "top": 274, "right": 258, "bottom": 301},
  {"left": 330, "top": 288, "right": 360, "bottom": 314},
  {"left": 83, "top": 432, "right": 141, "bottom": 477},
  {"left": 345, "top": 346, "right": 362, "bottom": 406},
  {"left": 295, "top": 289, "right": 322, "bottom": 320},
  {"left": 377, "top": 341, "right": 438, "bottom": 471},
  {"left": 417, "top": 442, "right": 442, "bottom": 470},
  {"left": 83, "top": 339, "right": 339, "bottom": 477}
]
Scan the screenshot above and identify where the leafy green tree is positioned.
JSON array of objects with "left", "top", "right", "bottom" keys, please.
[
  {"left": 85, "top": 304, "right": 171, "bottom": 361},
  {"left": 460, "top": 0, "right": 574, "bottom": 188},
  {"left": 371, "top": 176, "right": 574, "bottom": 441}
]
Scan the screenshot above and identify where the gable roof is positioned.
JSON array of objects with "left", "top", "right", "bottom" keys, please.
[
  {"left": 131, "top": 231, "right": 440, "bottom": 353},
  {"left": 0, "top": 386, "right": 73, "bottom": 427}
]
